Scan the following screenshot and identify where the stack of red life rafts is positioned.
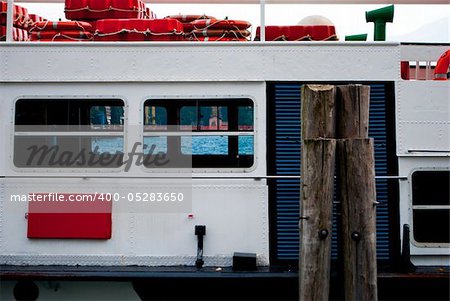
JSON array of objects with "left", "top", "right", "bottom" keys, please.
[
  {"left": 254, "top": 25, "right": 337, "bottom": 41},
  {"left": 64, "top": 0, "right": 184, "bottom": 41},
  {"left": 30, "top": 20, "right": 94, "bottom": 42},
  {"left": 175, "top": 16, "right": 251, "bottom": 42},
  {"left": 0, "top": 1, "right": 31, "bottom": 41}
]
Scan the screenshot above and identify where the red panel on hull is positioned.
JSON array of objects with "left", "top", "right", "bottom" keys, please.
[
  {"left": 27, "top": 213, "right": 112, "bottom": 239},
  {"left": 27, "top": 193, "right": 112, "bottom": 239}
]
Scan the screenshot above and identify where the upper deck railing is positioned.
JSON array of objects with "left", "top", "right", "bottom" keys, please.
[
  {"left": 10, "top": 0, "right": 450, "bottom": 3},
  {"left": 3, "top": 0, "right": 449, "bottom": 42}
]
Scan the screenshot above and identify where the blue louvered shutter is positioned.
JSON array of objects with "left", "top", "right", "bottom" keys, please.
[{"left": 269, "top": 83, "right": 392, "bottom": 262}]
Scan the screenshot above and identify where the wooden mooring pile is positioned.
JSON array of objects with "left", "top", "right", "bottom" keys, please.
[{"left": 299, "top": 84, "right": 378, "bottom": 301}]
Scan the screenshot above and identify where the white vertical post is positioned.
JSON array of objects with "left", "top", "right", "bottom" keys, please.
[
  {"left": 415, "top": 61, "right": 419, "bottom": 80},
  {"left": 259, "top": 0, "right": 265, "bottom": 42},
  {"left": 6, "top": 0, "right": 14, "bottom": 41}
]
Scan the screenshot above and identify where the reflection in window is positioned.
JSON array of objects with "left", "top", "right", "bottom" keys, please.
[
  {"left": 90, "top": 106, "right": 124, "bottom": 126},
  {"left": 144, "top": 137, "right": 167, "bottom": 154},
  {"left": 144, "top": 106, "right": 167, "bottom": 130},
  {"left": 238, "top": 136, "right": 254, "bottom": 155},
  {"left": 180, "top": 106, "right": 197, "bottom": 130},
  {"left": 181, "top": 136, "right": 228, "bottom": 155},
  {"left": 199, "top": 106, "right": 228, "bottom": 131},
  {"left": 14, "top": 99, "right": 125, "bottom": 168},
  {"left": 180, "top": 106, "right": 228, "bottom": 131},
  {"left": 239, "top": 106, "right": 253, "bottom": 131},
  {"left": 92, "top": 137, "right": 124, "bottom": 154}
]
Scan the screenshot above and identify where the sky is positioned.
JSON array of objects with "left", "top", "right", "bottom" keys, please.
[{"left": 21, "top": 3, "right": 450, "bottom": 42}]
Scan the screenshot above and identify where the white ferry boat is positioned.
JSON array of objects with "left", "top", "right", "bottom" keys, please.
[{"left": 0, "top": 0, "right": 449, "bottom": 300}]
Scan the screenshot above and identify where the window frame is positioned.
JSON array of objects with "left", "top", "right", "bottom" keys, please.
[
  {"left": 12, "top": 96, "right": 128, "bottom": 172},
  {"left": 141, "top": 97, "right": 257, "bottom": 173},
  {"left": 409, "top": 168, "right": 450, "bottom": 248}
]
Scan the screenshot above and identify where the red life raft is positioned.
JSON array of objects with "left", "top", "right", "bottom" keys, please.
[
  {"left": 0, "top": 25, "right": 29, "bottom": 41},
  {"left": 166, "top": 14, "right": 215, "bottom": 23},
  {"left": 188, "top": 19, "right": 251, "bottom": 41},
  {"left": 191, "top": 19, "right": 251, "bottom": 31},
  {"left": 30, "top": 21, "right": 94, "bottom": 42},
  {"left": 191, "top": 36, "right": 248, "bottom": 42},
  {"left": 189, "top": 29, "right": 251, "bottom": 38},
  {"left": 28, "top": 14, "right": 47, "bottom": 27},
  {"left": 165, "top": 14, "right": 216, "bottom": 34},
  {"left": 31, "top": 20, "right": 94, "bottom": 32},
  {"left": 65, "top": 0, "right": 148, "bottom": 20},
  {"left": 30, "top": 38, "right": 91, "bottom": 42},
  {"left": 94, "top": 18, "right": 184, "bottom": 41},
  {"left": 255, "top": 25, "right": 337, "bottom": 41},
  {"left": 31, "top": 30, "right": 93, "bottom": 41},
  {"left": 0, "top": 1, "right": 29, "bottom": 29}
]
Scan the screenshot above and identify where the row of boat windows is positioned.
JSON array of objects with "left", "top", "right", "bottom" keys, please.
[{"left": 14, "top": 99, "right": 254, "bottom": 169}]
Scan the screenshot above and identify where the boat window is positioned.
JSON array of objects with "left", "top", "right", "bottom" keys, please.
[
  {"left": 411, "top": 170, "right": 450, "bottom": 244},
  {"left": 14, "top": 99, "right": 125, "bottom": 168},
  {"left": 143, "top": 99, "right": 254, "bottom": 169}
]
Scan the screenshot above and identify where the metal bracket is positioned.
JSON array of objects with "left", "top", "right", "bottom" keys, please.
[
  {"left": 195, "top": 225, "right": 206, "bottom": 269},
  {"left": 401, "top": 224, "right": 416, "bottom": 272}
]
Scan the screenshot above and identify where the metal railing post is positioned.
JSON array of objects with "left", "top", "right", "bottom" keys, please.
[
  {"left": 259, "top": 0, "right": 265, "bottom": 42},
  {"left": 6, "top": 0, "right": 14, "bottom": 41}
]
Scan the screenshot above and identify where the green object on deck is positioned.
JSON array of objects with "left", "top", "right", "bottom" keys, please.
[
  {"left": 345, "top": 34, "right": 368, "bottom": 41},
  {"left": 365, "top": 5, "right": 394, "bottom": 41}
]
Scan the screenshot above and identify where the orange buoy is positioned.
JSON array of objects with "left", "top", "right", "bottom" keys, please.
[{"left": 434, "top": 49, "right": 450, "bottom": 80}]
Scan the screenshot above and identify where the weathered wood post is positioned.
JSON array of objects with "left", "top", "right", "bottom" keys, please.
[
  {"left": 336, "top": 85, "right": 378, "bottom": 301},
  {"left": 299, "top": 85, "right": 336, "bottom": 301}
]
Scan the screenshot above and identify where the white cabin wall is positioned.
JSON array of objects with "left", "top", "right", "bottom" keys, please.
[
  {"left": 0, "top": 81, "right": 269, "bottom": 266},
  {"left": 1, "top": 81, "right": 266, "bottom": 178},
  {"left": 396, "top": 81, "right": 450, "bottom": 156},
  {"left": 396, "top": 79, "right": 450, "bottom": 265},
  {"left": 1, "top": 177, "right": 268, "bottom": 266}
]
